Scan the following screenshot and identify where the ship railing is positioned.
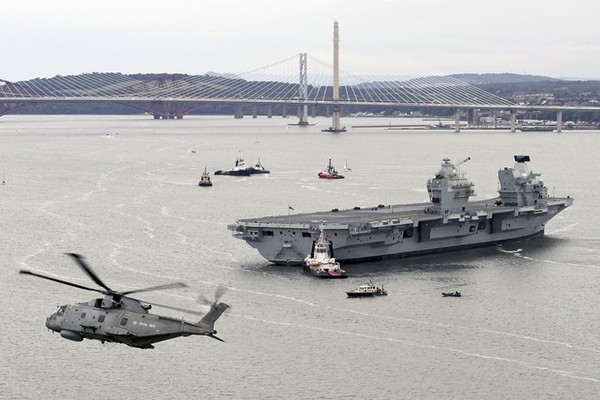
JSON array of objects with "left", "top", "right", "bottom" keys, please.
[
  {"left": 349, "top": 224, "right": 372, "bottom": 235},
  {"left": 546, "top": 197, "right": 573, "bottom": 206},
  {"left": 227, "top": 224, "right": 244, "bottom": 233}
]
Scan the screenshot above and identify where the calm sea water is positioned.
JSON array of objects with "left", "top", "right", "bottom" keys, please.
[{"left": 1, "top": 115, "right": 598, "bottom": 399}]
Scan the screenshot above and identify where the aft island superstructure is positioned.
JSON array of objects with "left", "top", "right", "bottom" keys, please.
[{"left": 228, "top": 156, "right": 573, "bottom": 265}]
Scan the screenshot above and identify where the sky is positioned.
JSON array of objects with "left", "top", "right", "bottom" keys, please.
[{"left": 2, "top": 0, "right": 599, "bottom": 82}]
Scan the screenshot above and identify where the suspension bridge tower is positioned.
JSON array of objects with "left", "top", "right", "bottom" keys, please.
[
  {"left": 298, "top": 52, "right": 309, "bottom": 126},
  {"left": 322, "top": 20, "right": 346, "bottom": 133}
]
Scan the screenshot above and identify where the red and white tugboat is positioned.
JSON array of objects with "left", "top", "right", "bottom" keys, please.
[
  {"left": 303, "top": 227, "right": 347, "bottom": 278},
  {"left": 318, "top": 158, "right": 345, "bottom": 179}
]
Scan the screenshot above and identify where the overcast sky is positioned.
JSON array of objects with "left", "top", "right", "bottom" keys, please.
[{"left": 2, "top": 0, "right": 599, "bottom": 81}]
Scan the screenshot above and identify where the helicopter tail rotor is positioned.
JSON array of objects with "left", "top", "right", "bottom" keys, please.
[{"left": 198, "top": 284, "right": 228, "bottom": 306}]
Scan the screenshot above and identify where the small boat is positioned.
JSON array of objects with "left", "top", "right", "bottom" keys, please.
[
  {"left": 303, "top": 226, "right": 347, "bottom": 279},
  {"left": 318, "top": 158, "right": 345, "bottom": 179},
  {"left": 442, "top": 291, "right": 461, "bottom": 297},
  {"left": 518, "top": 125, "right": 555, "bottom": 132},
  {"left": 346, "top": 281, "right": 387, "bottom": 298},
  {"left": 198, "top": 166, "right": 213, "bottom": 187},
  {"left": 321, "top": 127, "right": 347, "bottom": 133}
]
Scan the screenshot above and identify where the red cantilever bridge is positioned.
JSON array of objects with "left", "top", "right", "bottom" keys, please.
[{"left": 1, "top": 53, "right": 598, "bottom": 130}]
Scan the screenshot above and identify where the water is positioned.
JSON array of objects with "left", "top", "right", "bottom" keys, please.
[{"left": 1, "top": 115, "right": 598, "bottom": 399}]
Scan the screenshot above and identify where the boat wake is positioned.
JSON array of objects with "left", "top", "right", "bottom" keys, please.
[
  {"left": 496, "top": 247, "right": 523, "bottom": 254},
  {"left": 512, "top": 253, "right": 600, "bottom": 269},
  {"left": 546, "top": 222, "right": 579, "bottom": 235},
  {"left": 496, "top": 245, "right": 600, "bottom": 269}
]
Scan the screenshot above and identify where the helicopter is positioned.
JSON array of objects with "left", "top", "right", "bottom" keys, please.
[{"left": 19, "top": 253, "right": 229, "bottom": 349}]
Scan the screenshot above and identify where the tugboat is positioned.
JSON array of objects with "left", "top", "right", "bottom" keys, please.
[
  {"left": 215, "top": 152, "right": 269, "bottom": 176},
  {"left": 198, "top": 167, "right": 213, "bottom": 187},
  {"left": 303, "top": 227, "right": 347, "bottom": 278},
  {"left": 346, "top": 281, "right": 387, "bottom": 298},
  {"left": 318, "top": 158, "right": 345, "bottom": 179},
  {"left": 249, "top": 158, "right": 270, "bottom": 174}
]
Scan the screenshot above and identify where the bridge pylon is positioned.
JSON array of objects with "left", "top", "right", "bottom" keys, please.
[
  {"left": 322, "top": 21, "right": 346, "bottom": 133},
  {"left": 298, "top": 53, "right": 309, "bottom": 126},
  {"left": 290, "top": 53, "right": 310, "bottom": 126}
]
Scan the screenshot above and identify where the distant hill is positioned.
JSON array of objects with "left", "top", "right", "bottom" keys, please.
[{"left": 450, "top": 73, "right": 561, "bottom": 84}]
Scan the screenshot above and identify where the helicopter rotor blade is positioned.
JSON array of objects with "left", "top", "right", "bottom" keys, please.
[
  {"left": 19, "top": 270, "right": 104, "bottom": 294},
  {"left": 137, "top": 299, "right": 206, "bottom": 317},
  {"left": 121, "top": 282, "right": 188, "bottom": 296},
  {"left": 65, "top": 253, "right": 113, "bottom": 293}
]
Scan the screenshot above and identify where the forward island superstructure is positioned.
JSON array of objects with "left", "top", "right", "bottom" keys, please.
[{"left": 228, "top": 156, "right": 572, "bottom": 265}]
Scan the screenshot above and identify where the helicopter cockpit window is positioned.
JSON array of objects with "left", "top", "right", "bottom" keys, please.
[
  {"left": 120, "top": 318, "right": 128, "bottom": 326},
  {"left": 98, "top": 315, "right": 105, "bottom": 323},
  {"left": 56, "top": 306, "right": 66, "bottom": 316}
]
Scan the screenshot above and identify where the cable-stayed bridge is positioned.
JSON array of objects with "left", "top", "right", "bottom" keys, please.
[
  {"left": 0, "top": 53, "right": 511, "bottom": 111},
  {"left": 1, "top": 52, "right": 598, "bottom": 131}
]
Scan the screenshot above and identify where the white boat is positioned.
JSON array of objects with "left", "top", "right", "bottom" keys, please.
[
  {"left": 346, "top": 281, "right": 387, "bottom": 297},
  {"left": 303, "top": 227, "right": 347, "bottom": 278}
]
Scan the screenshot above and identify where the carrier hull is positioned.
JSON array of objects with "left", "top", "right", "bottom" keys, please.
[
  {"left": 228, "top": 157, "right": 573, "bottom": 265},
  {"left": 228, "top": 198, "right": 572, "bottom": 265}
]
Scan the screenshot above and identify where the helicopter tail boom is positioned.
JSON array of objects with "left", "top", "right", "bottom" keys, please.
[{"left": 199, "top": 302, "right": 229, "bottom": 329}]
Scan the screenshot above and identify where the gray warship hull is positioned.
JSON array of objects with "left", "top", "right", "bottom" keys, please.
[{"left": 228, "top": 157, "right": 573, "bottom": 265}]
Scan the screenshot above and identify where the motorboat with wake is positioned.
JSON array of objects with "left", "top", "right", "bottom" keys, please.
[
  {"left": 318, "top": 158, "right": 344, "bottom": 179},
  {"left": 303, "top": 226, "right": 347, "bottom": 278},
  {"left": 346, "top": 281, "right": 387, "bottom": 297}
]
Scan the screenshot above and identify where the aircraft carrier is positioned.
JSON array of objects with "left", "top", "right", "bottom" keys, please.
[{"left": 228, "top": 156, "right": 573, "bottom": 265}]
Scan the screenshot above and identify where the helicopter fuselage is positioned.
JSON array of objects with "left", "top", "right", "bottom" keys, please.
[
  {"left": 45, "top": 295, "right": 226, "bottom": 349},
  {"left": 20, "top": 253, "right": 229, "bottom": 349}
]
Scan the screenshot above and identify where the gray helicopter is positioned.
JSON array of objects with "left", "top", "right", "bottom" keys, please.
[{"left": 19, "top": 253, "right": 229, "bottom": 349}]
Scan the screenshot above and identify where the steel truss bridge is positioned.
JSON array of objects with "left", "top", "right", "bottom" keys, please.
[{"left": 1, "top": 53, "right": 598, "bottom": 131}]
